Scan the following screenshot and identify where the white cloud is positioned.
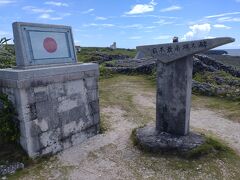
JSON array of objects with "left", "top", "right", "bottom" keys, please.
[
  {"left": 0, "top": 0, "right": 15, "bottom": 5},
  {"left": 39, "top": 13, "right": 61, "bottom": 20},
  {"left": 125, "top": 0, "right": 157, "bottom": 15},
  {"left": 119, "top": 24, "right": 142, "bottom": 29},
  {"left": 129, "top": 36, "right": 142, "bottom": 40},
  {"left": 205, "top": 36, "right": 216, "bottom": 39},
  {"left": 153, "top": 35, "right": 171, "bottom": 40},
  {"left": 217, "top": 16, "right": 240, "bottom": 22},
  {"left": 213, "top": 24, "right": 232, "bottom": 29},
  {"left": 205, "top": 12, "right": 240, "bottom": 19},
  {"left": 82, "top": 8, "right": 94, "bottom": 14},
  {"left": 83, "top": 23, "right": 115, "bottom": 28},
  {"left": 45, "top": 1, "right": 69, "bottom": 7},
  {"left": 183, "top": 23, "right": 211, "bottom": 40},
  {"left": 145, "top": 26, "right": 156, "bottom": 29},
  {"left": 160, "top": 5, "right": 182, "bottom": 12},
  {"left": 39, "top": 13, "right": 70, "bottom": 20},
  {"left": 122, "top": 14, "right": 178, "bottom": 19},
  {"left": 22, "top": 6, "right": 54, "bottom": 13},
  {"left": 0, "top": 30, "right": 10, "bottom": 36},
  {"left": 22, "top": 5, "right": 70, "bottom": 20},
  {"left": 154, "top": 19, "right": 174, "bottom": 25},
  {"left": 119, "top": 24, "right": 157, "bottom": 30},
  {"left": 95, "top": 16, "right": 107, "bottom": 20}
]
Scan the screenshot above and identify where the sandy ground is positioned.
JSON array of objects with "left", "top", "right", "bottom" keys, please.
[
  {"left": 14, "top": 77, "right": 240, "bottom": 180},
  {"left": 191, "top": 109, "right": 240, "bottom": 155},
  {"left": 56, "top": 91, "right": 240, "bottom": 179}
]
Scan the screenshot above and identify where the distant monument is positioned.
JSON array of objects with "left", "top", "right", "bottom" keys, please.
[
  {"left": 135, "top": 37, "right": 234, "bottom": 152},
  {"left": 75, "top": 45, "right": 81, "bottom": 53},
  {"left": 0, "top": 22, "right": 100, "bottom": 157},
  {"left": 110, "top": 42, "right": 117, "bottom": 49},
  {"left": 172, "top": 36, "right": 179, "bottom": 43}
]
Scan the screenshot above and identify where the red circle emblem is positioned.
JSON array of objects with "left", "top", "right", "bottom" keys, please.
[{"left": 43, "top": 37, "right": 57, "bottom": 53}]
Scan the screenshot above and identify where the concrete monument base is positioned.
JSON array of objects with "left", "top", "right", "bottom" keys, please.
[
  {"left": 0, "top": 63, "right": 100, "bottom": 158},
  {"left": 135, "top": 125, "right": 205, "bottom": 153}
]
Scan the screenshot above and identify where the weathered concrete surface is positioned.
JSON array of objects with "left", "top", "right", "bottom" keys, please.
[
  {"left": 136, "top": 37, "right": 235, "bottom": 137},
  {"left": 137, "top": 37, "right": 235, "bottom": 63},
  {"left": 0, "top": 63, "right": 100, "bottom": 158},
  {"left": 156, "top": 56, "right": 193, "bottom": 135},
  {"left": 136, "top": 125, "right": 205, "bottom": 152}
]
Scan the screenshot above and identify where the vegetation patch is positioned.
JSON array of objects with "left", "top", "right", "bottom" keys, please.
[
  {"left": 99, "top": 64, "right": 115, "bottom": 79},
  {"left": 99, "top": 113, "right": 110, "bottom": 134},
  {"left": 193, "top": 70, "right": 240, "bottom": 100},
  {"left": 0, "top": 93, "right": 19, "bottom": 144},
  {"left": 0, "top": 38, "right": 16, "bottom": 68},
  {"left": 185, "top": 136, "right": 236, "bottom": 159},
  {"left": 77, "top": 47, "right": 136, "bottom": 63}
]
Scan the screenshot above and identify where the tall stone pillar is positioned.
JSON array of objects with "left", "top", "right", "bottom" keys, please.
[
  {"left": 156, "top": 56, "right": 193, "bottom": 135},
  {"left": 134, "top": 37, "right": 235, "bottom": 152}
]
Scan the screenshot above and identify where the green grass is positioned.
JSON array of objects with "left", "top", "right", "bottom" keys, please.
[
  {"left": 193, "top": 71, "right": 240, "bottom": 85},
  {"left": 186, "top": 136, "right": 236, "bottom": 159},
  {"left": 99, "top": 113, "right": 110, "bottom": 133}
]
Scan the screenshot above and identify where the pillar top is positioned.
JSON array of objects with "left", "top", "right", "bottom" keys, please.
[{"left": 136, "top": 37, "right": 235, "bottom": 63}]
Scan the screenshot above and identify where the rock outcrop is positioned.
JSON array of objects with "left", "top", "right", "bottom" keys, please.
[
  {"left": 194, "top": 54, "right": 240, "bottom": 77},
  {"left": 105, "top": 54, "right": 240, "bottom": 100}
]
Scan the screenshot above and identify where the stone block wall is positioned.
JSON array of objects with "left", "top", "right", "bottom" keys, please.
[{"left": 0, "top": 63, "right": 100, "bottom": 157}]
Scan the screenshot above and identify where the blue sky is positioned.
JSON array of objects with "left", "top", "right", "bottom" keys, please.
[{"left": 0, "top": 0, "right": 240, "bottom": 49}]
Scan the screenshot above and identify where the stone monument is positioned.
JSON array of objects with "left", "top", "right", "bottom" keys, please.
[
  {"left": 110, "top": 42, "right": 117, "bottom": 49},
  {"left": 0, "top": 22, "right": 100, "bottom": 157},
  {"left": 135, "top": 37, "right": 234, "bottom": 152}
]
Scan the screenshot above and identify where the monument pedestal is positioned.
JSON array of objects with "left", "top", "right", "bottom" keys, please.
[
  {"left": 135, "top": 125, "right": 205, "bottom": 153},
  {"left": 0, "top": 63, "right": 100, "bottom": 157}
]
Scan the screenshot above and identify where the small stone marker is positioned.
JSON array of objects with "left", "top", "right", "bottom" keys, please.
[{"left": 135, "top": 37, "right": 234, "bottom": 152}]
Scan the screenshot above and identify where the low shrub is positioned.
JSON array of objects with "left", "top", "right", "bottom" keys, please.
[
  {"left": 0, "top": 93, "right": 19, "bottom": 145},
  {"left": 99, "top": 64, "right": 114, "bottom": 79}
]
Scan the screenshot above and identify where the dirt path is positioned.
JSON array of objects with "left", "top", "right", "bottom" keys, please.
[
  {"left": 191, "top": 109, "right": 240, "bottom": 154},
  {"left": 13, "top": 75, "right": 240, "bottom": 180},
  {"left": 132, "top": 89, "right": 240, "bottom": 155},
  {"left": 58, "top": 107, "right": 137, "bottom": 180}
]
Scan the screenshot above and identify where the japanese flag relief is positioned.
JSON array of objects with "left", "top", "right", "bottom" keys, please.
[{"left": 29, "top": 31, "right": 70, "bottom": 60}]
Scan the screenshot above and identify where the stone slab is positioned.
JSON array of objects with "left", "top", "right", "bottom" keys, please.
[
  {"left": 156, "top": 57, "right": 193, "bottom": 135},
  {"left": 136, "top": 37, "right": 235, "bottom": 63},
  {"left": 0, "top": 63, "right": 98, "bottom": 80},
  {"left": 0, "top": 63, "right": 99, "bottom": 89},
  {"left": 135, "top": 125, "right": 205, "bottom": 152},
  {"left": 12, "top": 22, "right": 77, "bottom": 67}
]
